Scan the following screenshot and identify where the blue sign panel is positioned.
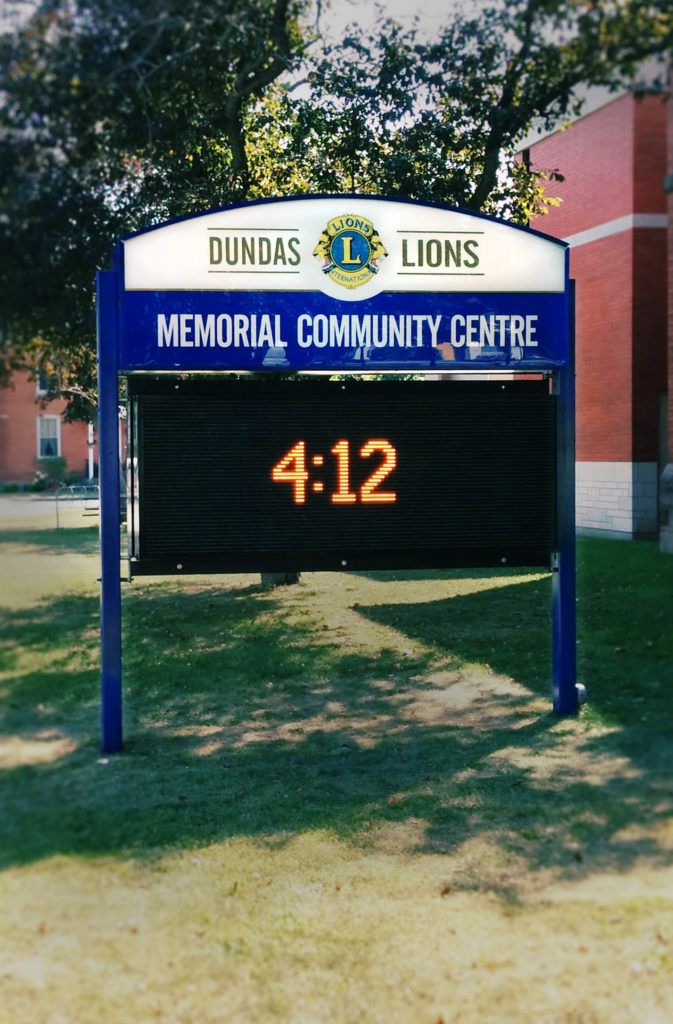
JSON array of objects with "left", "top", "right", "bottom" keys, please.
[{"left": 120, "top": 289, "right": 569, "bottom": 372}]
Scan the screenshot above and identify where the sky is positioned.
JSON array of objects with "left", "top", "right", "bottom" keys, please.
[{"left": 314, "top": 0, "right": 454, "bottom": 40}]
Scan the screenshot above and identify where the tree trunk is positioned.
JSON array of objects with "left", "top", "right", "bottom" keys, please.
[{"left": 261, "top": 572, "right": 301, "bottom": 587}]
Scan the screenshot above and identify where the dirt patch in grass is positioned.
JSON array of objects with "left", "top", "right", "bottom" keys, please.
[{"left": 1, "top": 508, "right": 673, "bottom": 1023}]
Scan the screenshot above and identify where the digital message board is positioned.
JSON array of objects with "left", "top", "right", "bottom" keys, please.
[{"left": 128, "top": 377, "right": 557, "bottom": 574}]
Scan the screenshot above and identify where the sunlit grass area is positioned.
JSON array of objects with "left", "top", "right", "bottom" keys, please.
[{"left": 1, "top": 508, "right": 673, "bottom": 1023}]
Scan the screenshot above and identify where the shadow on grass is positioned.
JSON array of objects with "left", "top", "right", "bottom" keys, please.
[
  {"left": 0, "top": 525, "right": 100, "bottom": 555},
  {"left": 355, "top": 573, "right": 553, "bottom": 697},
  {"left": 2, "top": 539, "right": 673, "bottom": 893},
  {"left": 0, "top": 593, "right": 99, "bottom": 681},
  {"left": 352, "top": 566, "right": 542, "bottom": 584},
  {"left": 575, "top": 537, "right": 673, "bottom": 741}
]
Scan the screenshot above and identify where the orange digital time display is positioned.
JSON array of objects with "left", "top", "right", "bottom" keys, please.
[{"left": 271, "top": 439, "right": 397, "bottom": 505}]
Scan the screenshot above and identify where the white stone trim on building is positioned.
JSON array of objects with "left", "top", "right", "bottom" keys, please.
[
  {"left": 564, "top": 214, "right": 668, "bottom": 249},
  {"left": 576, "top": 461, "right": 659, "bottom": 537}
]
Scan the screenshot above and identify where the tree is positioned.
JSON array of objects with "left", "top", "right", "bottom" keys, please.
[
  {"left": 247, "top": 0, "right": 672, "bottom": 219},
  {"left": 1, "top": 0, "right": 672, "bottom": 405},
  {"left": 0, "top": 0, "right": 308, "bottom": 408}
]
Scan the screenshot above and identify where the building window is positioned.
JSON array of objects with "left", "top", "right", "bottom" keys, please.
[
  {"left": 37, "top": 415, "right": 61, "bottom": 458},
  {"left": 36, "top": 369, "right": 51, "bottom": 397}
]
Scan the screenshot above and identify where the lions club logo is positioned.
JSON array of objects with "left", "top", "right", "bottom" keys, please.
[{"left": 313, "top": 214, "right": 388, "bottom": 289}]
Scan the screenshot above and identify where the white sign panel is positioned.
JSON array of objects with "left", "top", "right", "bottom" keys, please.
[{"left": 123, "top": 197, "right": 566, "bottom": 300}]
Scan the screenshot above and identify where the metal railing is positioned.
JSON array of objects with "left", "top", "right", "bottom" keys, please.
[{"left": 54, "top": 483, "right": 99, "bottom": 527}]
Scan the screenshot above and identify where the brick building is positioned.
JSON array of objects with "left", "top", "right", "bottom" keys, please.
[
  {"left": 662, "top": 75, "right": 673, "bottom": 552},
  {"left": 526, "top": 90, "right": 669, "bottom": 540},
  {"left": 0, "top": 371, "right": 95, "bottom": 485}
]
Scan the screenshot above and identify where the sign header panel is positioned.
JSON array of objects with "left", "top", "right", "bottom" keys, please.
[
  {"left": 123, "top": 196, "right": 566, "bottom": 297},
  {"left": 118, "top": 197, "right": 570, "bottom": 372}
]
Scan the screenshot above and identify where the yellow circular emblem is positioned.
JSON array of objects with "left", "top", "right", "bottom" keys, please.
[{"left": 313, "top": 214, "right": 388, "bottom": 289}]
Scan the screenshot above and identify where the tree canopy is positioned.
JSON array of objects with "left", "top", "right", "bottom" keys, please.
[
  {"left": 249, "top": 0, "right": 672, "bottom": 213},
  {"left": 1, "top": 0, "right": 671, "bottom": 414},
  {"left": 0, "top": 0, "right": 307, "bottom": 413}
]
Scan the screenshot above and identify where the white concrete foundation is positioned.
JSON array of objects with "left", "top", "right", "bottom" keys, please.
[{"left": 575, "top": 461, "right": 659, "bottom": 537}]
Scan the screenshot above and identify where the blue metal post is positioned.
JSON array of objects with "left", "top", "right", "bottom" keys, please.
[
  {"left": 552, "top": 281, "right": 577, "bottom": 714},
  {"left": 97, "top": 267, "right": 123, "bottom": 752}
]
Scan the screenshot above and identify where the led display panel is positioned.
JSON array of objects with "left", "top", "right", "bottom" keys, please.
[{"left": 128, "top": 378, "right": 557, "bottom": 574}]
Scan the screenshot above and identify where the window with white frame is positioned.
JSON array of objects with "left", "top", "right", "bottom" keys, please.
[
  {"left": 36, "top": 369, "right": 51, "bottom": 397},
  {"left": 37, "top": 415, "right": 61, "bottom": 458}
]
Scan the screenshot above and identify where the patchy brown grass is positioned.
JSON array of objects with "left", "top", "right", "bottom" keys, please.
[{"left": 1, "top": 499, "right": 673, "bottom": 1023}]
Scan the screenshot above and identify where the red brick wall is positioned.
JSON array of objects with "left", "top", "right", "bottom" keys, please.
[
  {"left": 633, "top": 95, "right": 668, "bottom": 216},
  {"left": 571, "top": 235, "right": 633, "bottom": 462},
  {"left": 531, "top": 94, "right": 636, "bottom": 238},
  {"left": 0, "top": 372, "right": 93, "bottom": 483},
  {"left": 632, "top": 94, "right": 668, "bottom": 464},
  {"left": 530, "top": 93, "right": 668, "bottom": 466},
  {"left": 632, "top": 227, "right": 668, "bottom": 462},
  {"left": 632, "top": 94, "right": 669, "bottom": 463},
  {"left": 668, "top": 77, "right": 673, "bottom": 461}
]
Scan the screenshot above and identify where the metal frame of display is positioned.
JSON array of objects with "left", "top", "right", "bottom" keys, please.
[{"left": 96, "top": 197, "right": 577, "bottom": 753}]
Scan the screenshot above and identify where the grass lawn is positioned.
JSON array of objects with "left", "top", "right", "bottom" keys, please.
[{"left": 1, "top": 500, "right": 673, "bottom": 1023}]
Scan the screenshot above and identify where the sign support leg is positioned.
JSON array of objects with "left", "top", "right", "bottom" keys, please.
[
  {"left": 97, "top": 269, "right": 123, "bottom": 753},
  {"left": 552, "top": 293, "right": 577, "bottom": 714}
]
